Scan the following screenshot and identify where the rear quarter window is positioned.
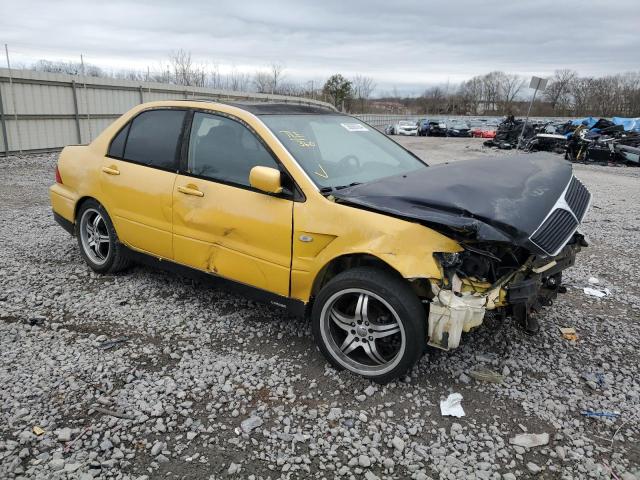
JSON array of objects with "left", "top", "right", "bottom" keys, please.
[{"left": 107, "top": 123, "right": 130, "bottom": 158}]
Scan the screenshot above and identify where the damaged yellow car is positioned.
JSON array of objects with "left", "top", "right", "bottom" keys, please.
[{"left": 50, "top": 101, "right": 591, "bottom": 382}]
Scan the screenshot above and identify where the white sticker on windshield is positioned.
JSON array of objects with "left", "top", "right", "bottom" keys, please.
[{"left": 341, "top": 123, "right": 369, "bottom": 132}]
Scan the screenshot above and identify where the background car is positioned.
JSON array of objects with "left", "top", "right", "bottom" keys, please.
[
  {"left": 446, "top": 119, "right": 472, "bottom": 137},
  {"left": 386, "top": 120, "right": 418, "bottom": 136},
  {"left": 417, "top": 118, "right": 430, "bottom": 136},
  {"left": 423, "top": 119, "right": 447, "bottom": 136},
  {"left": 470, "top": 119, "right": 498, "bottom": 138}
]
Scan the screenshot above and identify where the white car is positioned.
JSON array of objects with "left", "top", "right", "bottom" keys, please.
[{"left": 386, "top": 120, "right": 418, "bottom": 136}]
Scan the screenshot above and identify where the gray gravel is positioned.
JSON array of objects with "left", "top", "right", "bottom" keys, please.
[{"left": 1, "top": 137, "right": 639, "bottom": 479}]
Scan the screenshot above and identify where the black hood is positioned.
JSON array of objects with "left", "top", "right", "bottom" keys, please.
[{"left": 332, "top": 153, "right": 575, "bottom": 254}]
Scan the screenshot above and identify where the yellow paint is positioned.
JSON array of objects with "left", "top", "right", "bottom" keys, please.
[
  {"left": 50, "top": 100, "right": 463, "bottom": 302},
  {"left": 249, "top": 166, "right": 283, "bottom": 194}
]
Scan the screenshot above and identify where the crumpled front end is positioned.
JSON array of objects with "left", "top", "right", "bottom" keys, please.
[{"left": 426, "top": 234, "right": 587, "bottom": 350}]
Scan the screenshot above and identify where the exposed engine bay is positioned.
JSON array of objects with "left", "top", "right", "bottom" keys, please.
[{"left": 427, "top": 233, "right": 588, "bottom": 350}]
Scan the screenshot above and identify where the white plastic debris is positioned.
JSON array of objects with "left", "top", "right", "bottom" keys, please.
[
  {"left": 584, "top": 287, "right": 610, "bottom": 298},
  {"left": 240, "top": 415, "right": 263, "bottom": 434},
  {"left": 440, "top": 393, "right": 465, "bottom": 417},
  {"left": 588, "top": 277, "right": 600, "bottom": 284},
  {"left": 509, "top": 433, "right": 550, "bottom": 448}
]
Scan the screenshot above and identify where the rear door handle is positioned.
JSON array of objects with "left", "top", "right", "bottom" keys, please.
[
  {"left": 101, "top": 166, "right": 120, "bottom": 175},
  {"left": 177, "top": 185, "right": 204, "bottom": 197}
]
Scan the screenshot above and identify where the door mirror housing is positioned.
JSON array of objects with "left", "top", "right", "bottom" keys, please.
[{"left": 249, "top": 166, "right": 283, "bottom": 194}]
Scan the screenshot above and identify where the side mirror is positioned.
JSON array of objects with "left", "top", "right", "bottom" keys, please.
[{"left": 249, "top": 166, "right": 283, "bottom": 194}]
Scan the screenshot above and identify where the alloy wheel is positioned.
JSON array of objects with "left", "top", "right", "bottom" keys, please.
[
  {"left": 79, "top": 208, "right": 110, "bottom": 265},
  {"left": 319, "top": 288, "right": 406, "bottom": 376}
]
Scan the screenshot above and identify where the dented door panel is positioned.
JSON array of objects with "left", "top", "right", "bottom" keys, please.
[{"left": 172, "top": 176, "right": 293, "bottom": 296}]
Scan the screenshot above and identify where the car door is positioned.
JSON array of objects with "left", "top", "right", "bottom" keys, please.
[
  {"left": 100, "top": 109, "right": 186, "bottom": 259},
  {"left": 172, "top": 111, "right": 293, "bottom": 296}
]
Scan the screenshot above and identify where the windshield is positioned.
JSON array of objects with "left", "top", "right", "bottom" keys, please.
[
  {"left": 398, "top": 121, "right": 415, "bottom": 126},
  {"left": 261, "top": 114, "right": 427, "bottom": 189}
]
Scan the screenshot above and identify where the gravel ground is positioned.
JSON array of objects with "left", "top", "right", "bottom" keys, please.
[{"left": 1, "top": 137, "right": 639, "bottom": 480}]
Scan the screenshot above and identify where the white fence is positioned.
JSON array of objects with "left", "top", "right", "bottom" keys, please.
[{"left": 0, "top": 68, "right": 335, "bottom": 155}]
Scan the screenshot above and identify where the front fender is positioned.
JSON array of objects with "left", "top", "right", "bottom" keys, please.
[{"left": 291, "top": 199, "right": 461, "bottom": 302}]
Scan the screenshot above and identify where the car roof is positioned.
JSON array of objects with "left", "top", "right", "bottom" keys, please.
[{"left": 173, "top": 99, "right": 337, "bottom": 115}]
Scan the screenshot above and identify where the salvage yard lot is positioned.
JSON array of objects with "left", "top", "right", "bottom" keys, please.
[{"left": 1, "top": 137, "right": 639, "bottom": 479}]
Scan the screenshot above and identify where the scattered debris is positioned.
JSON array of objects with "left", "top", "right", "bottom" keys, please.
[
  {"left": 588, "top": 277, "right": 600, "bottom": 284},
  {"left": 581, "top": 372, "right": 606, "bottom": 389},
  {"left": 64, "top": 426, "right": 91, "bottom": 453},
  {"left": 93, "top": 406, "right": 135, "bottom": 420},
  {"left": 468, "top": 367, "right": 504, "bottom": 383},
  {"left": 509, "top": 432, "right": 550, "bottom": 448},
  {"left": 559, "top": 327, "right": 578, "bottom": 341},
  {"left": 32, "top": 426, "right": 45, "bottom": 436},
  {"left": 584, "top": 287, "right": 610, "bottom": 298},
  {"left": 98, "top": 337, "right": 129, "bottom": 350},
  {"left": 240, "top": 415, "right": 263, "bottom": 434},
  {"left": 581, "top": 410, "right": 621, "bottom": 419},
  {"left": 440, "top": 393, "right": 465, "bottom": 417}
]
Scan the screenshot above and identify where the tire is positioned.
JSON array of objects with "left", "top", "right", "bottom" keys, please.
[
  {"left": 76, "top": 199, "right": 131, "bottom": 273},
  {"left": 311, "top": 267, "right": 426, "bottom": 383}
]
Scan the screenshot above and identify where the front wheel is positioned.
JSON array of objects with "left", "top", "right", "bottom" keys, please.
[{"left": 311, "top": 267, "right": 426, "bottom": 383}]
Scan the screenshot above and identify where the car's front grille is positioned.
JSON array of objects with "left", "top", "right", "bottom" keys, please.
[
  {"left": 530, "top": 208, "right": 579, "bottom": 256},
  {"left": 565, "top": 176, "right": 590, "bottom": 221}
]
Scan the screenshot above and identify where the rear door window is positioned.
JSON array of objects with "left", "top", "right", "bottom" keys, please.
[{"left": 123, "top": 109, "right": 186, "bottom": 170}]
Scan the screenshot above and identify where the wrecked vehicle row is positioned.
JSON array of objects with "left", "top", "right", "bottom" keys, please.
[{"left": 484, "top": 115, "right": 640, "bottom": 166}]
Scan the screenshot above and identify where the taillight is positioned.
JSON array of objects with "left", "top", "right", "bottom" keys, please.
[{"left": 55, "top": 165, "right": 63, "bottom": 184}]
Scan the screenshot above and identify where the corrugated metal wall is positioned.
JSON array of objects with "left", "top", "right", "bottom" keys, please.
[{"left": 0, "top": 68, "right": 335, "bottom": 154}]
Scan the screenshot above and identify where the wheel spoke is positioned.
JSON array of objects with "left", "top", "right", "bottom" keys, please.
[
  {"left": 92, "top": 214, "right": 102, "bottom": 231},
  {"left": 340, "top": 334, "right": 359, "bottom": 355},
  {"left": 354, "top": 293, "right": 369, "bottom": 323},
  {"left": 330, "top": 309, "right": 354, "bottom": 332},
  {"left": 361, "top": 340, "right": 387, "bottom": 365},
  {"left": 97, "top": 234, "right": 110, "bottom": 244},
  {"left": 93, "top": 244, "right": 106, "bottom": 260},
  {"left": 370, "top": 322, "right": 401, "bottom": 339}
]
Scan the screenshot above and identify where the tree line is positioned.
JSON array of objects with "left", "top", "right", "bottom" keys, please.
[
  {"left": 30, "top": 50, "right": 375, "bottom": 111},
  {"left": 391, "top": 70, "right": 640, "bottom": 117},
  {"left": 29, "top": 52, "right": 640, "bottom": 117}
]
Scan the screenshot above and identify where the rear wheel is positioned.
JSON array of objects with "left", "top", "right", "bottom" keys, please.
[
  {"left": 77, "top": 200, "right": 131, "bottom": 273},
  {"left": 312, "top": 267, "right": 426, "bottom": 383}
]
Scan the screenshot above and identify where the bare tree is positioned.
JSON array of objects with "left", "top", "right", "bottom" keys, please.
[
  {"left": 352, "top": 75, "right": 376, "bottom": 113},
  {"left": 544, "top": 69, "right": 577, "bottom": 113},
  {"left": 253, "top": 70, "right": 271, "bottom": 93},
  {"left": 269, "top": 63, "right": 285, "bottom": 94},
  {"left": 498, "top": 73, "right": 525, "bottom": 113},
  {"left": 227, "top": 68, "right": 250, "bottom": 92},
  {"left": 458, "top": 76, "right": 484, "bottom": 114},
  {"left": 481, "top": 71, "right": 503, "bottom": 112}
]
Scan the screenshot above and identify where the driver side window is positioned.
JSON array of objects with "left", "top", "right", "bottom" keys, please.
[{"left": 187, "top": 112, "right": 279, "bottom": 187}]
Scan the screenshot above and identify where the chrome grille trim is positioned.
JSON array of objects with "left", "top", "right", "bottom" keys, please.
[{"left": 529, "top": 175, "right": 592, "bottom": 257}]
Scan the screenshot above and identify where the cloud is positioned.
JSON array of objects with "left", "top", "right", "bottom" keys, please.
[{"left": 1, "top": 0, "right": 638, "bottom": 94}]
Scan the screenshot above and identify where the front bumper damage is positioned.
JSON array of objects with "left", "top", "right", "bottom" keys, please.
[{"left": 427, "top": 233, "right": 586, "bottom": 350}]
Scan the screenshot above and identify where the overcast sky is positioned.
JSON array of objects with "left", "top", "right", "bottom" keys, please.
[{"left": 1, "top": 0, "right": 638, "bottom": 95}]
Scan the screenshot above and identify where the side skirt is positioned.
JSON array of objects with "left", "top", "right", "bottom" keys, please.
[{"left": 125, "top": 248, "right": 307, "bottom": 318}]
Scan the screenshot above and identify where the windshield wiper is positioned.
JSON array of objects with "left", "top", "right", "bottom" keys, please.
[{"left": 320, "top": 182, "right": 361, "bottom": 194}]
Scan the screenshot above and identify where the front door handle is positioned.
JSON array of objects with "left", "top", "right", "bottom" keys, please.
[
  {"left": 177, "top": 185, "right": 204, "bottom": 197},
  {"left": 101, "top": 166, "right": 120, "bottom": 175}
]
